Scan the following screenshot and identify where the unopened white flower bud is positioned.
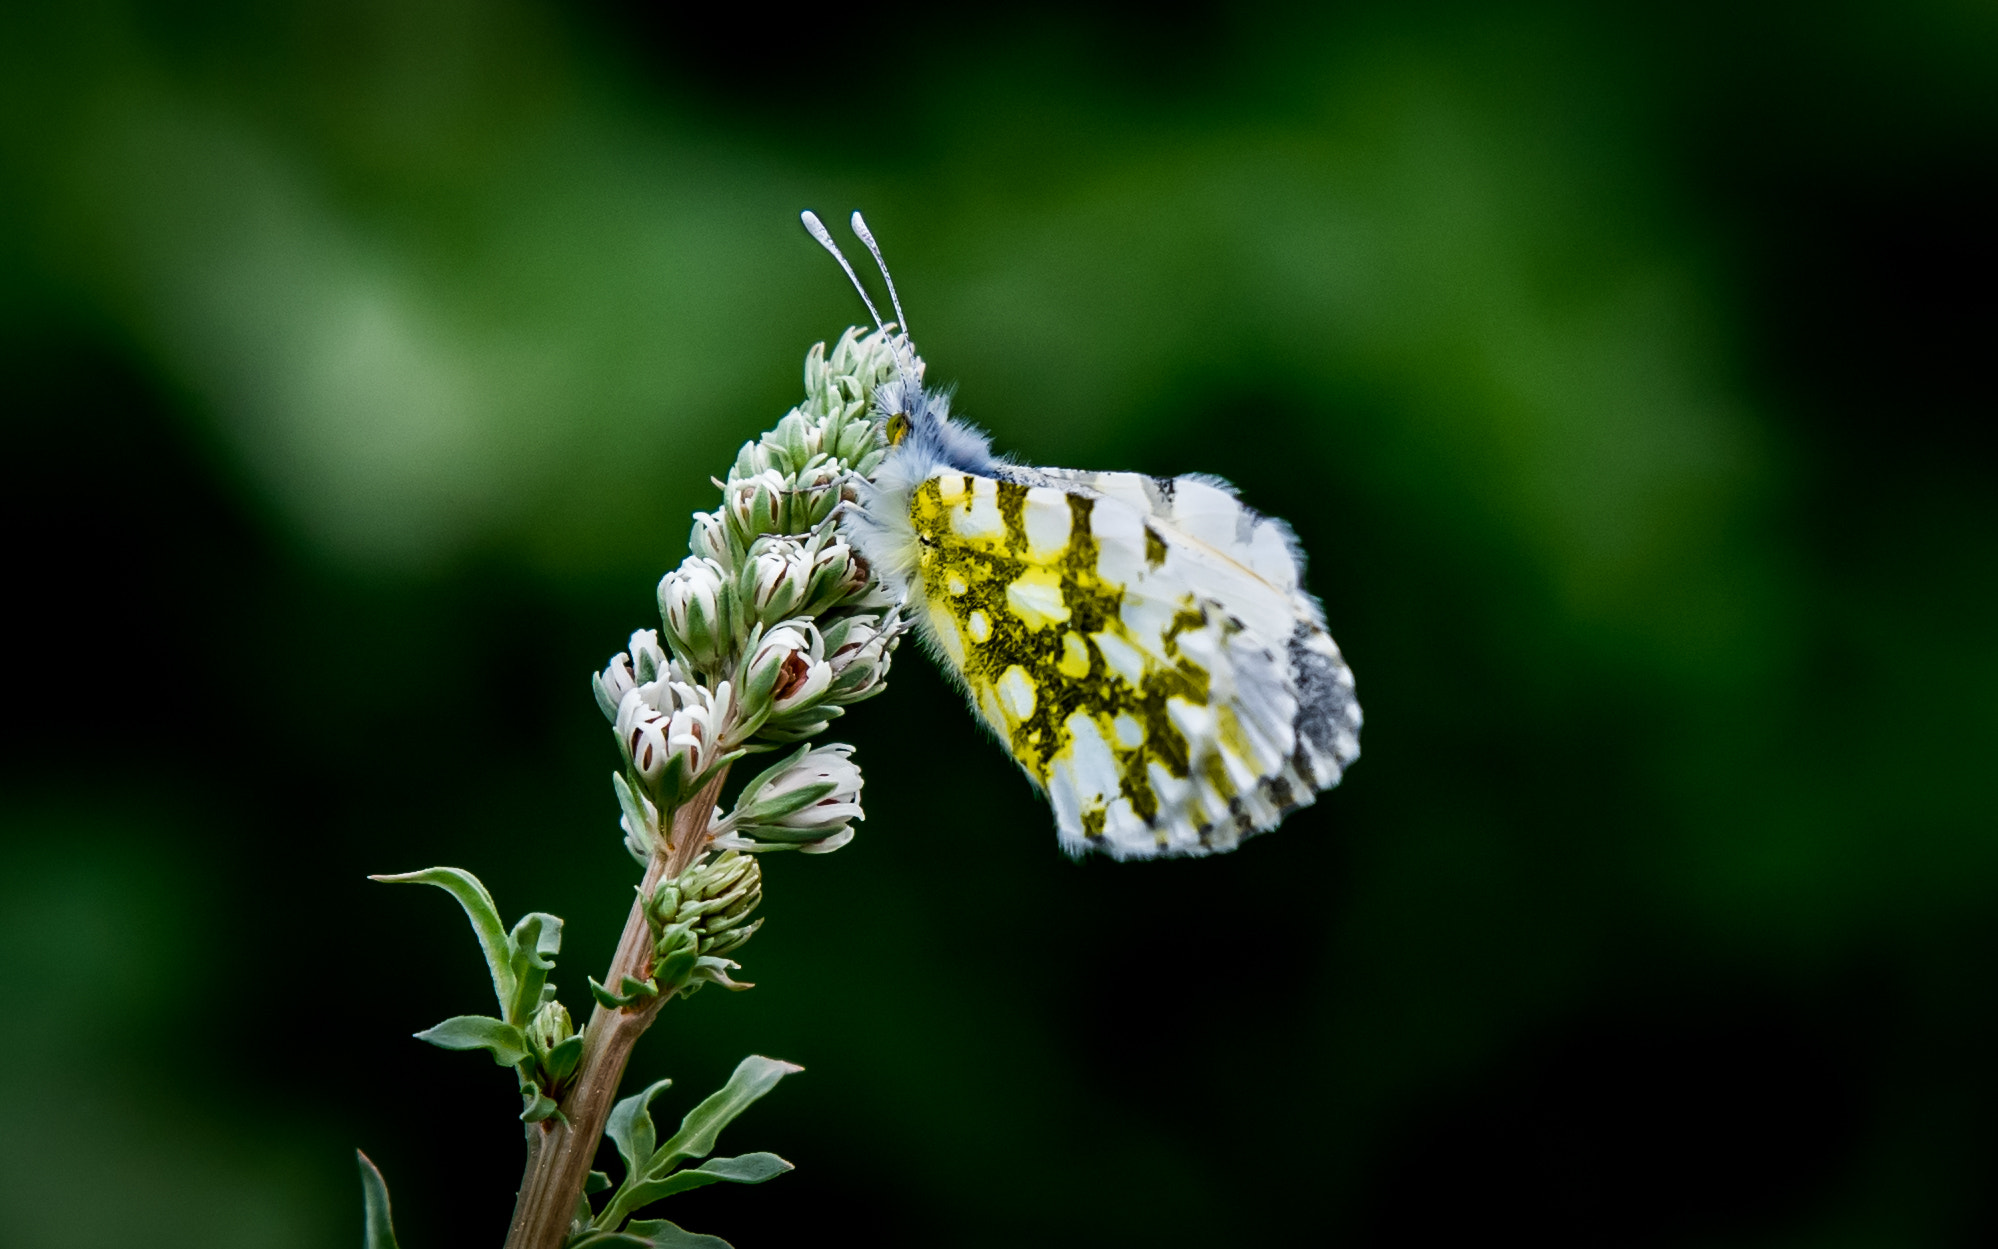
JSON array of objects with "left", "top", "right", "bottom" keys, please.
[
  {"left": 718, "top": 743, "right": 864, "bottom": 853},
  {"left": 594, "top": 653, "right": 638, "bottom": 722},
  {"left": 659, "top": 557, "right": 733, "bottom": 672},
  {"left": 741, "top": 538, "right": 812, "bottom": 627},
  {"left": 802, "top": 534, "right": 867, "bottom": 613},
  {"left": 822, "top": 612, "right": 901, "bottom": 704},
  {"left": 594, "top": 629, "right": 676, "bottom": 722},
  {"left": 772, "top": 649, "right": 832, "bottom": 714},
  {"left": 616, "top": 680, "right": 718, "bottom": 797},
  {"left": 628, "top": 629, "right": 669, "bottom": 682},
  {"left": 749, "top": 743, "right": 863, "bottom": 828},
  {"left": 689, "top": 511, "right": 733, "bottom": 566},
  {"left": 725, "top": 469, "right": 789, "bottom": 542},
  {"left": 738, "top": 621, "right": 818, "bottom": 710}
]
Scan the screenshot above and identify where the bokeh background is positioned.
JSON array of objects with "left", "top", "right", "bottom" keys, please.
[{"left": 3, "top": 1, "right": 1994, "bottom": 1245}]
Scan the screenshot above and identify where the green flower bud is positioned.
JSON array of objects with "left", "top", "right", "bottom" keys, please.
[
  {"left": 770, "top": 410, "right": 817, "bottom": 469},
  {"left": 731, "top": 437, "right": 775, "bottom": 483},
  {"left": 646, "top": 851, "right": 765, "bottom": 995},
  {"left": 832, "top": 413, "right": 880, "bottom": 467},
  {"left": 526, "top": 999, "right": 585, "bottom": 1090},
  {"left": 803, "top": 326, "right": 920, "bottom": 431},
  {"left": 528, "top": 999, "right": 573, "bottom": 1054}
]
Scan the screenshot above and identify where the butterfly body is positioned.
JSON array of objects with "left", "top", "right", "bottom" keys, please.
[{"left": 844, "top": 373, "right": 1361, "bottom": 859}]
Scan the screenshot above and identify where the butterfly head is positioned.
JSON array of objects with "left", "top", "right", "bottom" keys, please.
[{"left": 871, "top": 372, "right": 996, "bottom": 478}]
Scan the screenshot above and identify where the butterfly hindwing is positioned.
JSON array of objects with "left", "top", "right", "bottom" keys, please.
[
  {"left": 900, "top": 466, "right": 1358, "bottom": 858},
  {"left": 1015, "top": 466, "right": 1361, "bottom": 806}
]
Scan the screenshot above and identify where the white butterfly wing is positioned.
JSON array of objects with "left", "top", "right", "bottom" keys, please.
[{"left": 901, "top": 466, "right": 1359, "bottom": 858}]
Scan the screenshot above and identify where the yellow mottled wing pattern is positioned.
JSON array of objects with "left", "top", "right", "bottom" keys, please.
[{"left": 906, "top": 467, "right": 1359, "bottom": 858}]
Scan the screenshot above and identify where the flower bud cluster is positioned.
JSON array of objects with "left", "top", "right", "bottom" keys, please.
[
  {"left": 646, "top": 851, "right": 764, "bottom": 996},
  {"left": 594, "top": 326, "right": 916, "bottom": 865}
]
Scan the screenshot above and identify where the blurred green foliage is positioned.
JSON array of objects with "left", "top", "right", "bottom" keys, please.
[{"left": 1, "top": 1, "right": 1993, "bottom": 1245}]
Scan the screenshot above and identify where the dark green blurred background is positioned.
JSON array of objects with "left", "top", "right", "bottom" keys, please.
[{"left": 3, "top": 1, "right": 1994, "bottom": 1245}]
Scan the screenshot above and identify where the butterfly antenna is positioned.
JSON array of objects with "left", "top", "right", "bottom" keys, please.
[
  {"left": 800, "top": 210, "right": 885, "bottom": 331},
  {"left": 849, "top": 211, "right": 909, "bottom": 336}
]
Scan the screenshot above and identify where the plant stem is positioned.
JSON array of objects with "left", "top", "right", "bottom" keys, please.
[{"left": 502, "top": 767, "right": 730, "bottom": 1249}]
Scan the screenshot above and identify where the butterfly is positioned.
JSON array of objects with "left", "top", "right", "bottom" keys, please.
[{"left": 804, "top": 211, "right": 1361, "bottom": 859}]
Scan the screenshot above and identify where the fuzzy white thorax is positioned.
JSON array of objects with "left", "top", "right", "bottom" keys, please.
[{"left": 841, "top": 371, "right": 1000, "bottom": 604}]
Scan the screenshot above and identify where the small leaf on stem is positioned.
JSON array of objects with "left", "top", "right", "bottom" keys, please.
[
  {"left": 623, "top": 1218, "right": 737, "bottom": 1248},
  {"left": 651, "top": 1057, "right": 801, "bottom": 1171},
  {"left": 413, "top": 1015, "right": 530, "bottom": 1068},
  {"left": 355, "top": 1150, "right": 401, "bottom": 1249},
  {"left": 606, "top": 1078, "right": 674, "bottom": 1181},
  {"left": 507, "top": 912, "right": 564, "bottom": 1026},
  {"left": 371, "top": 867, "right": 516, "bottom": 1013}
]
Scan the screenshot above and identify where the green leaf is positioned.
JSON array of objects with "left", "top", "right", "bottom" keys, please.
[
  {"left": 596, "top": 1058, "right": 801, "bottom": 1229},
  {"left": 521, "top": 1087, "right": 562, "bottom": 1123},
  {"left": 414, "top": 1015, "right": 529, "bottom": 1067},
  {"left": 623, "top": 1219, "right": 735, "bottom": 1248},
  {"left": 606, "top": 1078, "right": 674, "bottom": 1181},
  {"left": 658, "top": 752, "right": 691, "bottom": 806},
  {"left": 589, "top": 974, "right": 658, "bottom": 1009},
  {"left": 356, "top": 1150, "right": 401, "bottom": 1249},
  {"left": 507, "top": 912, "right": 564, "bottom": 1026},
  {"left": 585, "top": 1170, "right": 612, "bottom": 1196},
  {"left": 651, "top": 1057, "right": 801, "bottom": 1171},
  {"left": 612, "top": 772, "right": 657, "bottom": 856},
  {"left": 372, "top": 867, "right": 515, "bottom": 1012},
  {"left": 606, "top": 1155, "right": 792, "bottom": 1224}
]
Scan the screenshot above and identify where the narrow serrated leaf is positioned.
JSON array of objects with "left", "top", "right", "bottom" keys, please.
[
  {"left": 414, "top": 1015, "right": 529, "bottom": 1067},
  {"left": 356, "top": 1151, "right": 400, "bottom": 1249},
  {"left": 372, "top": 867, "right": 515, "bottom": 1012}
]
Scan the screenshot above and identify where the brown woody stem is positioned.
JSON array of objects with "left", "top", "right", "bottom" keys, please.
[{"left": 501, "top": 766, "right": 730, "bottom": 1249}]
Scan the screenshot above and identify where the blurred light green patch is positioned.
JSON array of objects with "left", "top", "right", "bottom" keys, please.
[{"left": 0, "top": 811, "right": 340, "bottom": 1249}]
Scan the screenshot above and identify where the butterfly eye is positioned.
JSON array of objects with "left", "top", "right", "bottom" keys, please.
[{"left": 885, "top": 414, "right": 912, "bottom": 446}]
